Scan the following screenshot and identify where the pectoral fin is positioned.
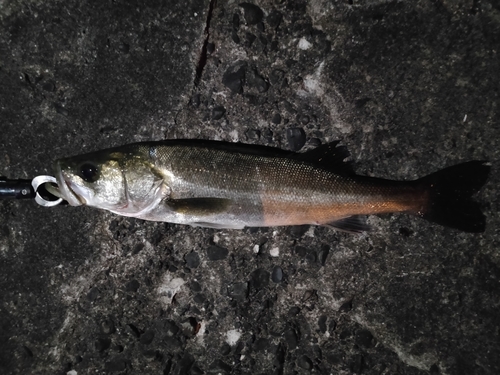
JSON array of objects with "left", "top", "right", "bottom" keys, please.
[{"left": 165, "top": 197, "right": 233, "bottom": 215}]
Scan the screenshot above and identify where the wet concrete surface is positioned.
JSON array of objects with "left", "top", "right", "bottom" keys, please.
[{"left": 1, "top": 1, "right": 499, "bottom": 374}]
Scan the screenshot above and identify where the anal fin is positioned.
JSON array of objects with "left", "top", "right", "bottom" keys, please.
[
  {"left": 191, "top": 221, "right": 245, "bottom": 229},
  {"left": 324, "top": 216, "right": 370, "bottom": 233}
]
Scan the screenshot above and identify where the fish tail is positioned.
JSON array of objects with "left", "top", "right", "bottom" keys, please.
[{"left": 415, "top": 161, "right": 490, "bottom": 232}]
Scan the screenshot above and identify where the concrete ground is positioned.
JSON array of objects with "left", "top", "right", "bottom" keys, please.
[{"left": 1, "top": 0, "right": 499, "bottom": 374}]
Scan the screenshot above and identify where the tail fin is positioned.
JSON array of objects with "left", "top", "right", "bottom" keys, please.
[{"left": 416, "top": 161, "right": 490, "bottom": 233}]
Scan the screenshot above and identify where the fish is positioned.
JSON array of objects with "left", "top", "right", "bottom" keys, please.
[{"left": 53, "top": 139, "right": 490, "bottom": 233}]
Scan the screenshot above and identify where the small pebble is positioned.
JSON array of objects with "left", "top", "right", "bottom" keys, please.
[
  {"left": 54, "top": 103, "right": 68, "bottom": 116},
  {"left": 297, "top": 355, "right": 313, "bottom": 370},
  {"left": 104, "top": 357, "right": 126, "bottom": 372},
  {"left": 399, "top": 227, "right": 413, "bottom": 237},
  {"left": 349, "top": 355, "right": 364, "bottom": 374},
  {"left": 329, "top": 320, "right": 337, "bottom": 332},
  {"left": 231, "top": 30, "right": 240, "bottom": 44},
  {"left": 101, "top": 319, "right": 116, "bottom": 334},
  {"left": 118, "top": 42, "right": 130, "bottom": 54},
  {"left": 354, "top": 97, "right": 370, "bottom": 108},
  {"left": 267, "top": 10, "right": 283, "bottom": 29},
  {"left": 355, "top": 329, "right": 374, "bottom": 348},
  {"left": 309, "top": 137, "right": 322, "bottom": 147},
  {"left": 254, "top": 337, "right": 270, "bottom": 352},
  {"left": 212, "top": 105, "right": 226, "bottom": 120},
  {"left": 319, "top": 244, "right": 330, "bottom": 266},
  {"left": 286, "top": 127, "right": 306, "bottom": 151},
  {"left": 250, "top": 268, "right": 270, "bottom": 290},
  {"left": 232, "top": 13, "right": 240, "bottom": 30},
  {"left": 282, "top": 100, "right": 296, "bottom": 113},
  {"left": 143, "top": 349, "right": 157, "bottom": 359},
  {"left": 191, "top": 365, "right": 204, "bottom": 375},
  {"left": 298, "top": 38, "right": 312, "bottom": 50},
  {"left": 239, "top": 3, "right": 264, "bottom": 25},
  {"left": 222, "top": 65, "right": 245, "bottom": 93},
  {"left": 164, "top": 320, "right": 180, "bottom": 336},
  {"left": 207, "top": 245, "right": 229, "bottom": 261},
  {"left": 339, "top": 300, "right": 353, "bottom": 312},
  {"left": 288, "top": 306, "right": 301, "bottom": 316},
  {"left": 244, "top": 32, "right": 256, "bottom": 47},
  {"left": 95, "top": 337, "right": 111, "bottom": 352},
  {"left": 42, "top": 81, "right": 55, "bottom": 92},
  {"left": 140, "top": 330, "right": 155, "bottom": 345},
  {"left": 246, "top": 129, "right": 260, "bottom": 140},
  {"left": 246, "top": 68, "right": 269, "bottom": 93},
  {"left": 430, "top": 364, "right": 440, "bottom": 375},
  {"left": 132, "top": 243, "right": 144, "bottom": 255},
  {"left": 271, "top": 266, "right": 283, "bottom": 283},
  {"left": 127, "top": 323, "right": 142, "bottom": 338},
  {"left": 87, "top": 287, "right": 99, "bottom": 302},
  {"left": 284, "top": 328, "right": 298, "bottom": 349},
  {"left": 190, "top": 94, "right": 201, "bottom": 108},
  {"left": 226, "top": 329, "right": 241, "bottom": 346},
  {"left": 190, "top": 281, "right": 202, "bottom": 292},
  {"left": 184, "top": 251, "right": 200, "bottom": 269},
  {"left": 294, "top": 246, "right": 307, "bottom": 258},
  {"left": 262, "top": 129, "right": 273, "bottom": 143},
  {"left": 125, "top": 279, "right": 140, "bottom": 292},
  {"left": 271, "top": 113, "right": 281, "bottom": 124},
  {"left": 193, "top": 293, "right": 206, "bottom": 304},
  {"left": 210, "top": 359, "right": 232, "bottom": 372},
  {"left": 220, "top": 342, "right": 231, "bottom": 355},
  {"left": 299, "top": 114, "right": 310, "bottom": 125},
  {"left": 269, "top": 69, "right": 284, "bottom": 85},
  {"left": 228, "top": 282, "right": 248, "bottom": 301},
  {"left": 305, "top": 251, "right": 317, "bottom": 264},
  {"left": 318, "top": 315, "right": 327, "bottom": 333}
]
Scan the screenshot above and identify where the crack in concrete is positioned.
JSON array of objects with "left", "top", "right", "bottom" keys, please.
[{"left": 194, "top": 0, "right": 217, "bottom": 86}]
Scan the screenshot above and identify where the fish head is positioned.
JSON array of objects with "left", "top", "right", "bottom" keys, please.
[{"left": 54, "top": 148, "right": 167, "bottom": 216}]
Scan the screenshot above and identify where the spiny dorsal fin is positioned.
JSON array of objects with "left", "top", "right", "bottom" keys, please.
[{"left": 294, "top": 141, "right": 354, "bottom": 174}]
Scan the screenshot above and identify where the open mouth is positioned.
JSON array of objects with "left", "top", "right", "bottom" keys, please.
[{"left": 54, "top": 161, "right": 86, "bottom": 206}]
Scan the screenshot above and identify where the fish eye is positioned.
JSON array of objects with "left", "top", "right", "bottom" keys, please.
[{"left": 79, "top": 163, "right": 99, "bottom": 183}]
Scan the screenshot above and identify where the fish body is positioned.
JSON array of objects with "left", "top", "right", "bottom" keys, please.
[{"left": 54, "top": 140, "right": 490, "bottom": 232}]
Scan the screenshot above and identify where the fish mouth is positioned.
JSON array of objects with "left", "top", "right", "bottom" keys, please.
[{"left": 54, "top": 161, "right": 86, "bottom": 206}]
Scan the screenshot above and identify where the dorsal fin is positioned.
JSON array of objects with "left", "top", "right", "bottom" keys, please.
[{"left": 294, "top": 141, "right": 354, "bottom": 174}]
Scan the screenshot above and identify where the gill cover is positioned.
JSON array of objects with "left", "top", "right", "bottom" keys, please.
[{"left": 55, "top": 147, "right": 169, "bottom": 217}]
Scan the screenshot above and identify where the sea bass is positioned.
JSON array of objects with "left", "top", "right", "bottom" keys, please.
[{"left": 53, "top": 140, "right": 490, "bottom": 233}]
